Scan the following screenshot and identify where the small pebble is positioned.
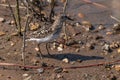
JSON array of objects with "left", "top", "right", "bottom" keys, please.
[
  {"left": 10, "top": 20, "right": 15, "bottom": 25},
  {"left": 86, "top": 43, "right": 94, "bottom": 50},
  {"left": 78, "top": 13, "right": 85, "bottom": 18},
  {"left": 35, "top": 47, "right": 39, "bottom": 52},
  {"left": 106, "top": 32, "right": 113, "bottom": 35},
  {"left": 57, "top": 74, "right": 63, "bottom": 79},
  {"left": 75, "top": 48, "right": 80, "bottom": 52},
  {"left": 37, "top": 68, "right": 44, "bottom": 74},
  {"left": 117, "top": 48, "right": 120, "bottom": 53},
  {"left": 81, "top": 21, "right": 93, "bottom": 31},
  {"left": 62, "top": 58, "right": 69, "bottom": 63},
  {"left": 75, "top": 22, "right": 81, "bottom": 27},
  {"left": 23, "top": 73, "right": 29, "bottom": 77},
  {"left": 10, "top": 41, "right": 15, "bottom": 46},
  {"left": 70, "top": 61, "right": 76, "bottom": 65},
  {"left": 57, "top": 47, "right": 63, "bottom": 51},
  {"left": 54, "top": 67, "right": 63, "bottom": 73},
  {"left": 110, "top": 42, "right": 119, "bottom": 49},
  {"left": 113, "top": 23, "right": 120, "bottom": 30},
  {"left": 31, "top": 57, "right": 40, "bottom": 65},
  {"left": 76, "top": 59, "right": 82, "bottom": 63},
  {"left": 62, "top": 69, "right": 68, "bottom": 73},
  {"left": 98, "top": 24, "right": 105, "bottom": 30},
  {"left": 0, "top": 17, "right": 5, "bottom": 22},
  {"left": 102, "top": 44, "right": 111, "bottom": 52},
  {"left": 23, "top": 76, "right": 32, "bottom": 80},
  {"left": 29, "top": 23, "right": 40, "bottom": 31},
  {"left": 0, "top": 31, "right": 5, "bottom": 36},
  {"left": 114, "top": 65, "right": 120, "bottom": 71}
]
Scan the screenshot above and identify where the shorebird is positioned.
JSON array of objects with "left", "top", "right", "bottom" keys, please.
[{"left": 26, "top": 14, "right": 71, "bottom": 59}]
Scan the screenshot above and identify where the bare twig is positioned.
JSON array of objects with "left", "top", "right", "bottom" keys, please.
[
  {"left": 6, "top": 0, "right": 18, "bottom": 29},
  {"left": 15, "top": 0, "right": 22, "bottom": 36},
  {"left": 22, "top": 1, "right": 30, "bottom": 65},
  {"left": 110, "top": 15, "right": 120, "bottom": 23},
  {"left": 63, "top": 0, "right": 69, "bottom": 15},
  {"left": 63, "top": 0, "right": 69, "bottom": 41},
  {"left": 49, "top": 0, "right": 55, "bottom": 21}
]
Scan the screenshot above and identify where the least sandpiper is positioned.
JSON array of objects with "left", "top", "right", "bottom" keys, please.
[{"left": 26, "top": 14, "right": 71, "bottom": 59}]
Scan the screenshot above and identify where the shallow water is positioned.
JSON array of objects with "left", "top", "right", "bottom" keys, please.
[{"left": 65, "top": 0, "right": 120, "bottom": 26}]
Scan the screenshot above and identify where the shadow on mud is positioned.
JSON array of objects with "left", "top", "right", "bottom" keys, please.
[{"left": 43, "top": 53, "right": 104, "bottom": 61}]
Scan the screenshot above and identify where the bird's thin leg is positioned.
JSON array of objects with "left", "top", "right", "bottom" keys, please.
[
  {"left": 46, "top": 43, "right": 52, "bottom": 56},
  {"left": 37, "top": 44, "right": 43, "bottom": 59}
]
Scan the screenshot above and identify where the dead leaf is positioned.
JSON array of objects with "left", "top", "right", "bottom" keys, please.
[{"left": 29, "top": 23, "right": 40, "bottom": 31}]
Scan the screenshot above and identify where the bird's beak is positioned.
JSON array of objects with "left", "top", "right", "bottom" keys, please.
[{"left": 64, "top": 16, "right": 74, "bottom": 21}]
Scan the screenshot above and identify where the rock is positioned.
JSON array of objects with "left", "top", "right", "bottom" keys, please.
[
  {"left": 10, "top": 41, "right": 15, "bottom": 46},
  {"left": 31, "top": 57, "right": 40, "bottom": 65},
  {"left": 76, "top": 59, "right": 82, "bottom": 63},
  {"left": 117, "top": 48, "right": 120, "bottom": 53},
  {"left": 75, "top": 48, "right": 80, "bottom": 52},
  {"left": 112, "top": 23, "right": 120, "bottom": 34},
  {"left": 35, "top": 47, "right": 39, "bottom": 52},
  {"left": 98, "top": 24, "right": 105, "bottom": 30},
  {"left": 0, "top": 17, "right": 5, "bottom": 22},
  {"left": 110, "top": 42, "right": 119, "bottom": 49},
  {"left": 102, "top": 43, "right": 111, "bottom": 52},
  {"left": 62, "top": 58, "right": 69, "bottom": 63},
  {"left": 57, "top": 46, "right": 63, "bottom": 51},
  {"left": 54, "top": 67, "right": 63, "bottom": 73},
  {"left": 37, "top": 68, "right": 44, "bottom": 74},
  {"left": 86, "top": 43, "right": 94, "bottom": 50},
  {"left": 81, "top": 21, "right": 93, "bottom": 31},
  {"left": 41, "top": 62, "right": 48, "bottom": 67},
  {"left": 29, "top": 23, "right": 40, "bottom": 31},
  {"left": 113, "top": 23, "right": 120, "bottom": 31},
  {"left": 78, "top": 13, "right": 85, "bottom": 18},
  {"left": 75, "top": 22, "right": 81, "bottom": 27},
  {"left": 23, "top": 76, "right": 32, "bottom": 80},
  {"left": 114, "top": 65, "right": 120, "bottom": 71},
  {"left": 10, "top": 20, "right": 15, "bottom": 25},
  {"left": 106, "top": 31, "right": 113, "bottom": 35},
  {"left": 70, "top": 61, "right": 76, "bottom": 65},
  {"left": 23, "top": 73, "right": 29, "bottom": 77},
  {"left": 95, "top": 35, "right": 103, "bottom": 40},
  {"left": 59, "top": 44, "right": 64, "bottom": 48},
  {"left": 62, "top": 69, "right": 68, "bottom": 73},
  {"left": 51, "top": 42, "right": 59, "bottom": 50},
  {"left": 0, "top": 31, "right": 5, "bottom": 36},
  {"left": 57, "top": 74, "right": 63, "bottom": 79}
]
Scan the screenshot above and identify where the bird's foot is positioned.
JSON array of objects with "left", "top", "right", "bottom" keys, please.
[
  {"left": 36, "top": 53, "right": 43, "bottom": 59},
  {"left": 48, "top": 53, "right": 54, "bottom": 57}
]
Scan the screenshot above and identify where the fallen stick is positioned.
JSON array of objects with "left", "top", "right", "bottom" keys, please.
[{"left": 0, "top": 59, "right": 120, "bottom": 70}]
